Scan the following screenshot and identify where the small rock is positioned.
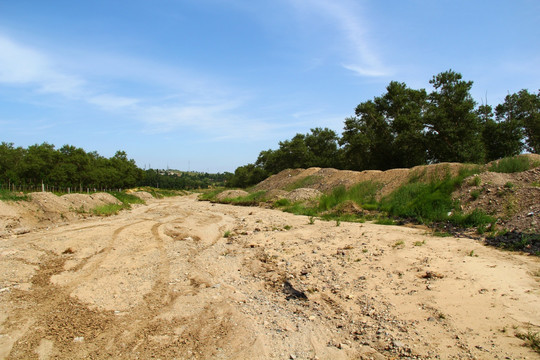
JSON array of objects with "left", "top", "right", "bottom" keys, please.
[{"left": 73, "top": 336, "right": 84, "bottom": 343}]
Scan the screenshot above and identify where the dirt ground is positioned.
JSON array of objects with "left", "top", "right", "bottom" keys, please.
[{"left": 1, "top": 194, "right": 539, "bottom": 359}]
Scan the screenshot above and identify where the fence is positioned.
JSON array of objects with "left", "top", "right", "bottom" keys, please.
[{"left": 0, "top": 182, "right": 123, "bottom": 194}]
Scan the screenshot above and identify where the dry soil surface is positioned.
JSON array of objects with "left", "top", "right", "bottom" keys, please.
[{"left": 1, "top": 195, "right": 539, "bottom": 359}]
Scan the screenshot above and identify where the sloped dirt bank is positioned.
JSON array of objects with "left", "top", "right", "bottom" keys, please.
[
  {"left": 0, "top": 191, "right": 153, "bottom": 238},
  {"left": 1, "top": 195, "right": 538, "bottom": 359}
]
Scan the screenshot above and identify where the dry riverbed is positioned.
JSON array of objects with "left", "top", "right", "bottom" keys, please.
[{"left": 1, "top": 194, "right": 539, "bottom": 359}]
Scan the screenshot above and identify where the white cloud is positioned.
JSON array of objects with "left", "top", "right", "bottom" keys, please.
[
  {"left": 0, "top": 35, "right": 85, "bottom": 97},
  {"left": 87, "top": 94, "right": 140, "bottom": 110},
  {"left": 289, "top": 0, "right": 390, "bottom": 77}
]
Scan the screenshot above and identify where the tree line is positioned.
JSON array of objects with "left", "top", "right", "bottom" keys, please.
[
  {"left": 229, "top": 70, "right": 539, "bottom": 187},
  {"left": 0, "top": 142, "right": 230, "bottom": 191}
]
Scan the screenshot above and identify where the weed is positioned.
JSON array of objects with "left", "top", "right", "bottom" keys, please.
[
  {"left": 336, "top": 219, "right": 341, "bottom": 227},
  {"left": 414, "top": 240, "right": 425, "bottom": 246},
  {"left": 468, "top": 250, "right": 478, "bottom": 257},
  {"left": 362, "top": 248, "right": 368, "bottom": 253},
  {"left": 532, "top": 181, "right": 540, "bottom": 187},
  {"left": 470, "top": 190, "right": 481, "bottom": 200},
  {"left": 308, "top": 216, "right": 315, "bottom": 225},
  {"left": 223, "top": 230, "right": 232, "bottom": 238},
  {"left": 283, "top": 225, "right": 292, "bottom": 230},
  {"left": 515, "top": 330, "right": 540, "bottom": 353}
]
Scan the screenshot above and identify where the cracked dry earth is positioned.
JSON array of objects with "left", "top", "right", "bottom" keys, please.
[{"left": 1, "top": 194, "right": 539, "bottom": 359}]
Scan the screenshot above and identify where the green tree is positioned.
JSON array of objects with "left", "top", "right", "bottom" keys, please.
[
  {"left": 304, "top": 127, "right": 341, "bottom": 168},
  {"left": 340, "top": 82, "right": 427, "bottom": 170},
  {"left": 425, "top": 70, "right": 485, "bottom": 163},
  {"left": 480, "top": 104, "right": 524, "bottom": 161},
  {"left": 496, "top": 89, "right": 540, "bottom": 154}
]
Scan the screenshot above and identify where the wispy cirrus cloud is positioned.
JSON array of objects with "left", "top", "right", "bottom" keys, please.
[
  {"left": 0, "top": 33, "right": 281, "bottom": 140},
  {"left": 289, "top": 0, "right": 390, "bottom": 77}
]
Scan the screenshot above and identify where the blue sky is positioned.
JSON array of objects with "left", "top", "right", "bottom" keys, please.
[{"left": 1, "top": 0, "right": 539, "bottom": 172}]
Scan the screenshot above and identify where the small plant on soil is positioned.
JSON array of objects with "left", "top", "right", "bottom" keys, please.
[
  {"left": 308, "top": 216, "right": 315, "bottom": 225},
  {"left": 470, "top": 190, "right": 481, "bottom": 200},
  {"left": 283, "top": 225, "right": 292, "bottom": 230},
  {"left": 515, "top": 330, "right": 540, "bottom": 353},
  {"left": 223, "top": 230, "right": 232, "bottom": 238},
  {"left": 414, "top": 240, "right": 425, "bottom": 246},
  {"left": 392, "top": 240, "right": 405, "bottom": 248}
]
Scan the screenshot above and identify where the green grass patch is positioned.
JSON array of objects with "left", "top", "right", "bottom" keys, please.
[
  {"left": 222, "top": 191, "right": 268, "bottom": 206},
  {"left": 318, "top": 181, "right": 380, "bottom": 212},
  {"left": 110, "top": 191, "right": 145, "bottom": 205},
  {"left": 449, "top": 209, "right": 495, "bottom": 228},
  {"left": 92, "top": 204, "right": 125, "bottom": 216},
  {"left": 198, "top": 188, "right": 224, "bottom": 201},
  {"left": 0, "top": 189, "right": 29, "bottom": 201},
  {"left": 489, "top": 156, "right": 540, "bottom": 173},
  {"left": 375, "top": 217, "right": 396, "bottom": 225},
  {"left": 92, "top": 191, "right": 145, "bottom": 216},
  {"left": 284, "top": 175, "right": 323, "bottom": 191}
]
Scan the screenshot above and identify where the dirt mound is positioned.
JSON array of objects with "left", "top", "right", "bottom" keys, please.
[
  {"left": 130, "top": 191, "right": 154, "bottom": 202},
  {"left": 254, "top": 162, "right": 474, "bottom": 199},
  {"left": 0, "top": 192, "right": 124, "bottom": 237},
  {"left": 283, "top": 188, "right": 322, "bottom": 202},
  {"left": 454, "top": 167, "right": 540, "bottom": 233}
]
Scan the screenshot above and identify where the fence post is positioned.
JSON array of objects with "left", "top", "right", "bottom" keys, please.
[{"left": 42, "top": 181, "right": 45, "bottom": 192}]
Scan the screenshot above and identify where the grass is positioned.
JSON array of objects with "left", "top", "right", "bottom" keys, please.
[
  {"left": 198, "top": 188, "right": 225, "bottom": 201},
  {"left": 489, "top": 156, "right": 540, "bottom": 173},
  {"left": 136, "top": 186, "right": 185, "bottom": 198},
  {"left": 516, "top": 330, "right": 540, "bottom": 353},
  {"left": 318, "top": 182, "right": 380, "bottom": 213},
  {"left": 284, "top": 175, "right": 323, "bottom": 191},
  {"left": 392, "top": 240, "right": 405, "bottom": 248},
  {"left": 92, "top": 191, "right": 146, "bottom": 216},
  {"left": 375, "top": 217, "right": 396, "bottom": 225},
  {"left": 223, "top": 230, "right": 232, "bottom": 238},
  {"left": 380, "top": 167, "right": 494, "bottom": 228},
  {"left": 92, "top": 204, "right": 125, "bottom": 216},
  {"left": 0, "top": 189, "right": 29, "bottom": 201}
]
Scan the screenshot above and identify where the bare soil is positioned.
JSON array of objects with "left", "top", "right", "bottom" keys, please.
[{"left": 1, "top": 194, "right": 539, "bottom": 359}]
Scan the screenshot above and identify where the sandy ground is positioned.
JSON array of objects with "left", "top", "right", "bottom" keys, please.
[{"left": 0, "top": 194, "right": 539, "bottom": 359}]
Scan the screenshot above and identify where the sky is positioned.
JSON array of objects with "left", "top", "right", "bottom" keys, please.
[{"left": 1, "top": 0, "right": 539, "bottom": 173}]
